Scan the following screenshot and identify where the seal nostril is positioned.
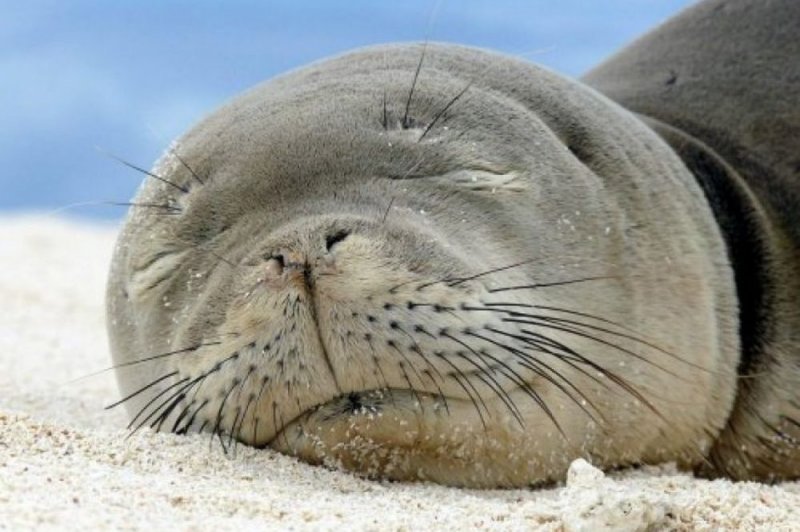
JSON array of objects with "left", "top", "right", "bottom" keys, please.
[
  {"left": 325, "top": 230, "right": 350, "bottom": 252},
  {"left": 263, "top": 253, "right": 286, "bottom": 277},
  {"left": 264, "top": 253, "right": 285, "bottom": 267}
]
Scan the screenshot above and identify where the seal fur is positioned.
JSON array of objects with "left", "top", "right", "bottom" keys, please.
[
  {"left": 106, "top": 0, "right": 799, "bottom": 487},
  {"left": 584, "top": 0, "right": 800, "bottom": 481}
]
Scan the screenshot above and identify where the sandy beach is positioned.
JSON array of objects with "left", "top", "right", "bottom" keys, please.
[{"left": 1, "top": 215, "right": 799, "bottom": 530}]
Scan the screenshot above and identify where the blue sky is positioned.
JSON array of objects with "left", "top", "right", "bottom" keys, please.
[{"left": 1, "top": 0, "right": 694, "bottom": 218}]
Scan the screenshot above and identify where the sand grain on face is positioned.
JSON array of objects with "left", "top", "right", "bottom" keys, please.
[{"left": 0, "top": 215, "right": 798, "bottom": 529}]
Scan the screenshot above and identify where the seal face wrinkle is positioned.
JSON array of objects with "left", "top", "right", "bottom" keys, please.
[{"left": 107, "top": 0, "right": 800, "bottom": 487}]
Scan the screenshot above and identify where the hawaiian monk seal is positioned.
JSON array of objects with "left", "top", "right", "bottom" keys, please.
[{"left": 106, "top": 0, "right": 800, "bottom": 487}]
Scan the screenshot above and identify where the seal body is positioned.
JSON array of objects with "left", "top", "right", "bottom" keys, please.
[
  {"left": 584, "top": 0, "right": 800, "bottom": 481},
  {"left": 107, "top": 0, "right": 799, "bottom": 487}
]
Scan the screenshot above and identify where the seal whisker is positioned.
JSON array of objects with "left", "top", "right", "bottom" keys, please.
[
  {"left": 446, "top": 259, "right": 535, "bottom": 287},
  {"left": 177, "top": 398, "right": 209, "bottom": 435},
  {"left": 473, "top": 329, "right": 601, "bottom": 421},
  {"left": 381, "top": 89, "right": 388, "bottom": 131},
  {"left": 363, "top": 335, "right": 396, "bottom": 408},
  {"left": 446, "top": 331, "right": 563, "bottom": 436},
  {"left": 501, "top": 317, "right": 686, "bottom": 380},
  {"left": 214, "top": 424, "right": 228, "bottom": 454},
  {"left": 227, "top": 367, "right": 256, "bottom": 451},
  {"left": 170, "top": 398, "right": 196, "bottom": 434},
  {"left": 467, "top": 304, "right": 710, "bottom": 372},
  {"left": 402, "top": 259, "right": 582, "bottom": 294},
  {"left": 126, "top": 376, "right": 190, "bottom": 433},
  {"left": 106, "top": 201, "right": 182, "bottom": 213},
  {"left": 477, "top": 327, "right": 607, "bottom": 424},
  {"left": 488, "top": 275, "right": 615, "bottom": 293},
  {"left": 402, "top": 342, "right": 450, "bottom": 413},
  {"left": 439, "top": 362, "right": 489, "bottom": 430},
  {"left": 145, "top": 371, "right": 216, "bottom": 433},
  {"left": 508, "top": 327, "right": 664, "bottom": 419},
  {"left": 417, "top": 82, "right": 472, "bottom": 142},
  {"left": 104, "top": 341, "right": 222, "bottom": 372},
  {"left": 381, "top": 196, "right": 395, "bottom": 224},
  {"left": 152, "top": 391, "right": 190, "bottom": 432},
  {"left": 506, "top": 327, "right": 645, "bottom": 399},
  {"left": 439, "top": 331, "right": 524, "bottom": 417},
  {"left": 396, "top": 359, "right": 425, "bottom": 413},
  {"left": 236, "top": 393, "right": 257, "bottom": 449},
  {"left": 402, "top": 42, "right": 427, "bottom": 129},
  {"left": 227, "top": 406, "right": 243, "bottom": 453},
  {"left": 250, "top": 376, "right": 271, "bottom": 443},
  {"left": 97, "top": 147, "right": 190, "bottom": 194},
  {"left": 201, "top": 246, "right": 239, "bottom": 269},
  {"left": 169, "top": 148, "right": 206, "bottom": 186},
  {"left": 105, "top": 370, "right": 178, "bottom": 410},
  {"left": 482, "top": 302, "right": 634, "bottom": 331},
  {"left": 212, "top": 380, "right": 239, "bottom": 455},
  {"left": 447, "top": 342, "right": 525, "bottom": 428},
  {"left": 129, "top": 351, "right": 238, "bottom": 435},
  {"left": 391, "top": 323, "right": 446, "bottom": 382},
  {"left": 470, "top": 370, "right": 525, "bottom": 429}
]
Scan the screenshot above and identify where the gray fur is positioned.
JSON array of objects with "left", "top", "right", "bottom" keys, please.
[
  {"left": 106, "top": 0, "right": 797, "bottom": 487},
  {"left": 585, "top": 0, "right": 800, "bottom": 481}
]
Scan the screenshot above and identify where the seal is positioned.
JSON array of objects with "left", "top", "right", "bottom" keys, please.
[{"left": 106, "top": 0, "right": 800, "bottom": 487}]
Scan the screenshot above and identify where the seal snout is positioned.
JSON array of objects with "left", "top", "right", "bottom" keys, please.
[
  {"left": 263, "top": 249, "right": 312, "bottom": 290},
  {"left": 261, "top": 228, "right": 352, "bottom": 291}
]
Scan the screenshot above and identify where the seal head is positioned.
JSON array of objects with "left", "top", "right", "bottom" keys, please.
[{"left": 108, "top": 43, "right": 739, "bottom": 487}]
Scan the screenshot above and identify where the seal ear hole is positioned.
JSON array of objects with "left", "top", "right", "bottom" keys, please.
[{"left": 325, "top": 230, "right": 350, "bottom": 252}]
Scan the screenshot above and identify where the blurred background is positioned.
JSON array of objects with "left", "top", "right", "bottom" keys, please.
[{"left": 2, "top": 0, "right": 694, "bottom": 220}]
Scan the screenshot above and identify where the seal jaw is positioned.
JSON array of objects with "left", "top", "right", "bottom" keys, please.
[{"left": 268, "top": 388, "right": 542, "bottom": 487}]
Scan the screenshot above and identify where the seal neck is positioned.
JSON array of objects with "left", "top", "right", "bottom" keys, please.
[{"left": 637, "top": 114, "right": 771, "bottom": 377}]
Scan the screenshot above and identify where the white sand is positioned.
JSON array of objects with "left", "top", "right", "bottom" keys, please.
[{"left": 1, "top": 215, "right": 798, "bottom": 531}]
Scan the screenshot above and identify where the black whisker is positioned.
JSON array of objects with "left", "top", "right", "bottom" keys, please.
[
  {"left": 448, "top": 260, "right": 535, "bottom": 287},
  {"left": 488, "top": 275, "right": 614, "bottom": 293},
  {"left": 171, "top": 398, "right": 197, "bottom": 434},
  {"left": 403, "top": 42, "right": 427, "bottom": 129},
  {"left": 107, "top": 201, "right": 182, "bottom": 213},
  {"left": 105, "top": 370, "right": 178, "bottom": 410},
  {"left": 478, "top": 327, "right": 605, "bottom": 424},
  {"left": 484, "top": 302, "right": 635, "bottom": 334},
  {"left": 501, "top": 317, "right": 683, "bottom": 380},
  {"left": 98, "top": 147, "right": 190, "bottom": 194},
  {"left": 127, "top": 376, "right": 190, "bottom": 432},
  {"left": 143, "top": 372, "right": 211, "bottom": 433},
  {"left": 212, "top": 381, "right": 239, "bottom": 454},
  {"left": 441, "top": 333, "right": 524, "bottom": 428},
  {"left": 236, "top": 393, "right": 257, "bottom": 446},
  {"left": 129, "top": 351, "right": 238, "bottom": 435},
  {"left": 381, "top": 196, "right": 395, "bottom": 224},
  {"left": 436, "top": 355, "right": 489, "bottom": 430},
  {"left": 177, "top": 399, "right": 209, "bottom": 435},
  {"left": 466, "top": 304, "right": 708, "bottom": 371},
  {"left": 511, "top": 327, "right": 664, "bottom": 419},
  {"left": 418, "top": 82, "right": 472, "bottom": 142},
  {"left": 170, "top": 149, "right": 205, "bottom": 185},
  {"left": 101, "top": 342, "right": 222, "bottom": 374},
  {"left": 451, "top": 331, "right": 564, "bottom": 436},
  {"left": 382, "top": 90, "right": 388, "bottom": 130}
]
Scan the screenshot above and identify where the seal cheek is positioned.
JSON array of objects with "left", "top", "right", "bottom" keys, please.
[{"left": 127, "top": 249, "right": 188, "bottom": 300}]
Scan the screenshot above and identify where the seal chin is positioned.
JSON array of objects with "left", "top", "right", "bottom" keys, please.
[{"left": 268, "top": 388, "right": 524, "bottom": 486}]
